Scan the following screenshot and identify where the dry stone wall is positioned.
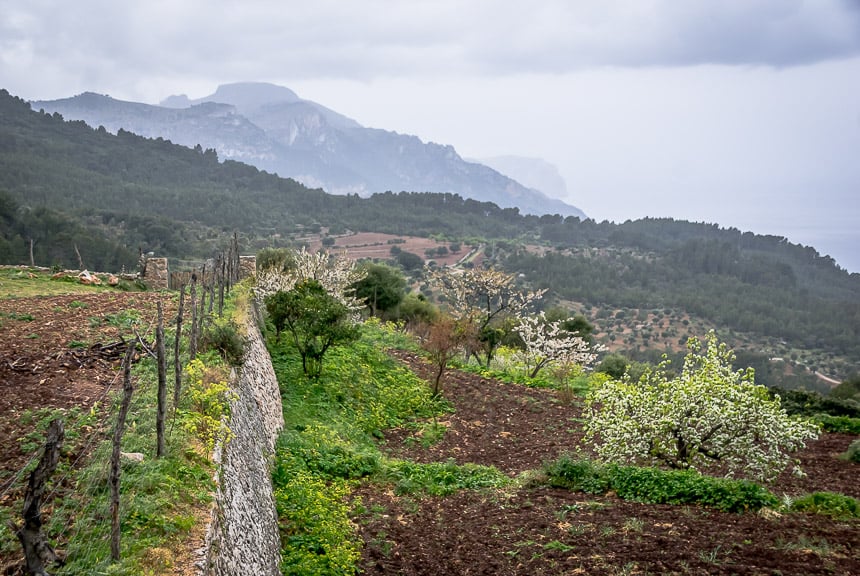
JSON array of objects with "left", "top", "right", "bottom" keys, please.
[
  {"left": 198, "top": 304, "right": 284, "bottom": 575},
  {"left": 141, "top": 257, "right": 170, "bottom": 290}
]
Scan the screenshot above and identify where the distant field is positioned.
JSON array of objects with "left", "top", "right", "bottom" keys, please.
[{"left": 303, "top": 231, "right": 473, "bottom": 267}]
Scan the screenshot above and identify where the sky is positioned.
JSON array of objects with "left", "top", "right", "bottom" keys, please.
[{"left": 2, "top": 0, "right": 859, "bottom": 271}]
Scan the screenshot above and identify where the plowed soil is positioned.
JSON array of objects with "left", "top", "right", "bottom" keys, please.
[
  {"left": 0, "top": 287, "right": 177, "bottom": 573},
  {"left": 1, "top": 287, "right": 857, "bottom": 575},
  {"left": 356, "top": 350, "right": 860, "bottom": 576}
]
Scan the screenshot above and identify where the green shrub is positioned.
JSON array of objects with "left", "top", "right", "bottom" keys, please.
[
  {"left": 277, "top": 424, "right": 381, "bottom": 481},
  {"left": 200, "top": 319, "right": 246, "bottom": 365},
  {"left": 380, "top": 459, "right": 510, "bottom": 496},
  {"left": 842, "top": 439, "right": 860, "bottom": 463},
  {"left": 180, "top": 358, "right": 237, "bottom": 452},
  {"left": 543, "top": 455, "right": 611, "bottom": 494},
  {"left": 543, "top": 455, "right": 778, "bottom": 513},
  {"left": 790, "top": 492, "right": 860, "bottom": 518},
  {"left": 257, "top": 247, "right": 293, "bottom": 272},
  {"left": 774, "top": 387, "right": 860, "bottom": 418},
  {"left": 814, "top": 414, "right": 860, "bottom": 434},
  {"left": 274, "top": 471, "right": 361, "bottom": 575}
]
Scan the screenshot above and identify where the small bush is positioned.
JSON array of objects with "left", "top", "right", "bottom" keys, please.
[
  {"left": 277, "top": 424, "right": 381, "bottom": 481},
  {"left": 543, "top": 455, "right": 779, "bottom": 513},
  {"left": 842, "top": 439, "right": 860, "bottom": 463},
  {"left": 180, "top": 359, "right": 237, "bottom": 452},
  {"left": 790, "top": 492, "right": 860, "bottom": 518},
  {"left": 274, "top": 471, "right": 361, "bottom": 575},
  {"left": 380, "top": 459, "right": 510, "bottom": 496},
  {"left": 257, "top": 247, "right": 293, "bottom": 272},
  {"left": 200, "top": 320, "right": 246, "bottom": 365},
  {"left": 543, "top": 455, "right": 612, "bottom": 494},
  {"left": 814, "top": 414, "right": 860, "bottom": 434}
]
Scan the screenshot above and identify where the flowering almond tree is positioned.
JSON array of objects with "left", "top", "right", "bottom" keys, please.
[
  {"left": 256, "top": 247, "right": 365, "bottom": 311},
  {"left": 432, "top": 267, "right": 545, "bottom": 366},
  {"left": 584, "top": 331, "right": 819, "bottom": 482},
  {"left": 514, "top": 312, "right": 599, "bottom": 378}
]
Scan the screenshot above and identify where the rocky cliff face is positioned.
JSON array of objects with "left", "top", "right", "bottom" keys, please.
[
  {"left": 33, "top": 83, "right": 586, "bottom": 218},
  {"left": 198, "top": 304, "right": 283, "bottom": 576}
]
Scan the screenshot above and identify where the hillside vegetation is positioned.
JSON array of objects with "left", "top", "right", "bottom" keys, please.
[{"left": 1, "top": 87, "right": 858, "bottom": 382}]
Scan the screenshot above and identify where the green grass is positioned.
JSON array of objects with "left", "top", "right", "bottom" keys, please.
[
  {"left": 47, "top": 356, "right": 216, "bottom": 575},
  {"left": 0, "top": 286, "right": 232, "bottom": 575},
  {"left": 0, "top": 268, "right": 113, "bottom": 298},
  {"left": 268, "top": 321, "right": 501, "bottom": 575}
]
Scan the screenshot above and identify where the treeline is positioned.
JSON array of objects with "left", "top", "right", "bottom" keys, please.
[
  {"left": 2, "top": 87, "right": 859, "bottom": 366},
  {"left": 503, "top": 245, "right": 860, "bottom": 361},
  {"left": 0, "top": 191, "right": 137, "bottom": 271}
]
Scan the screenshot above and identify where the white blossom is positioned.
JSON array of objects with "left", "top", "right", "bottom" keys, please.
[
  {"left": 255, "top": 247, "right": 366, "bottom": 312},
  {"left": 432, "top": 267, "right": 546, "bottom": 328},
  {"left": 584, "top": 331, "right": 819, "bottom": 482},
  {"left": 514, "top": 312, "right": 600, "bottom": 378}
]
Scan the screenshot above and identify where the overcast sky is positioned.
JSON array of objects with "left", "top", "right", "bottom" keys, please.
[{"left": 2, "top": 0, "right": 859, "bottom": 271}]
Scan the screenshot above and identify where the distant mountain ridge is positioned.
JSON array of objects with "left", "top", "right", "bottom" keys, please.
[{"left": 32, "top": 82, "right": 586, "bottom": 218}]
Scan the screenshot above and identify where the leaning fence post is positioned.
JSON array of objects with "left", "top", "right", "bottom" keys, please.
[
  {"left": 9, "top": 418, "right": 65, "bottom": 575},
  {"left": 174, "top": 284, "right": 185, "bottom": 408},
  {"left": 110, "top": 342, "right": 136, "bottom": 562}
]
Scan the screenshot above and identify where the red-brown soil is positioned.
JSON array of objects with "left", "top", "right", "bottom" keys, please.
[
  {"left": 2, "top": 287, "right": 856, "bottom": 575},
  {"left": 0, "top": 288, "right": 179, "bottom": 573},
  {"left": 305, "top": 231, "right": 474, "bottom": 267},
  {"left": 356, "top": 351, "right": 860, "bottom": 576}
]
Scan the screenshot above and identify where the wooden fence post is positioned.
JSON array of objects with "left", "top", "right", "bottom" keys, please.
[
  {"left": 189, "top": 274, "right": 198, "bottom": 361},
  {"left": 174, "top": 284, "right": 185, "bottom": 408},
  {"left": 110, "top": 343, "right": 136, "bottom": 562},
  {"left": 9, "top": 418, "right": 65, "bottom": 575},
  {"left": 155, "top": 302, "right": 167, "bottom": 458}
]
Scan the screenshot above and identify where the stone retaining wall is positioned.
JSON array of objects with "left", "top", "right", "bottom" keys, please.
[{"left": 197, "top": 303, "right": 284, "bottom": 575}]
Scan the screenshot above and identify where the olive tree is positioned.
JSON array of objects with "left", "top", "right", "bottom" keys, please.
[
  {"left": 584, "top": 331, "right": 819, "bottom": 481},
  {"left": 350, "top": 262, "right": 407, "bottom": 318}
]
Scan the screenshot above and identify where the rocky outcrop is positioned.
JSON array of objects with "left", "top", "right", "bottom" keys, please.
[{"left": 198, "top": 304, "right": 283, "bottom": 575}]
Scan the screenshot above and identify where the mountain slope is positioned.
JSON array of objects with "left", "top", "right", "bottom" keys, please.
[
  {"left": 33, "top": 82, "right": 586, "bottom": 218},
  {"left": 2, "top": 88, "right": 858, "bottom": 381}
]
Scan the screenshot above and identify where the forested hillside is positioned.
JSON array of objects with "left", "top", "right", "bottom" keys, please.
[{"left": 1, "top": 87, "right": 858, "bottom": 379}]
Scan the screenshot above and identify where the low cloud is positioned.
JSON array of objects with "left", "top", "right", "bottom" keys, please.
[{"left": 3, "top": 0, "right": 860, "bottom": 99}]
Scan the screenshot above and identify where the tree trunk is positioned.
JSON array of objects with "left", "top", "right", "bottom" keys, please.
[
  {"left": 10, "top": 418, "right": 65, "bottom": 576},
  {"left": 110, "top": 344, "right": 136, "bottom": 562},
  {"left": 73, "top": 244, "right": 83, "bottom": 270},
  {"left": 155, "top": 302, "right": 167, "bottom": 458}
]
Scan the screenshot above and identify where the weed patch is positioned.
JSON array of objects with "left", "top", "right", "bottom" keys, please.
[
  {"left": 379, "top": 459, "right": 510, "bottom": 496},
  {"left": 543, "top": 455, "right": 779, "bottom": 513},
  {"left": 789, "top": 492, "right": 860, "bottom": 519}
]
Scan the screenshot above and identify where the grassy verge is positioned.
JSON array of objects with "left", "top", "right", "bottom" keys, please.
[{"left": 0, "top": 280, "right": 244, "bottom": 575}]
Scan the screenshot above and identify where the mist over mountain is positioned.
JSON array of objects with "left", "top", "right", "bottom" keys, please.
[
  {"left": 477, "top": 156, "right": 570, "bottom": 205},
  {"left": 32, "top": 82, "right": 585, "bottom": 218}
]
